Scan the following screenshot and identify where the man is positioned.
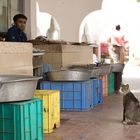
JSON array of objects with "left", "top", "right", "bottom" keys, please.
[
  {"left": 108, "top": 25, "right": 128, "bottom": 64},
  {"left": 5, "top": 14, "right": 27, "bottom": 42}
]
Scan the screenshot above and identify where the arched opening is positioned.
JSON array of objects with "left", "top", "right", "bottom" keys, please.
[
  {"left": 79, "top": 10, "right": 112, "bottom": 61},
  {"left": 36, "top": 2, "right": 61, "bottom": 40},
  {"left": 46, "top": 17, "right": 60, "bottom": 40},
  {"left": 79, "top": 10, "right": 111, "bottom": 44},
  {"left": 79, "top": 0, "right": 140, "bottom": 62}
]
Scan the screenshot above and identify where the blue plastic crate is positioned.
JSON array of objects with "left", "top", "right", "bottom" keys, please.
[
  {"left": 92, "top": 79, "right": 98, "bottom": 107},
  {"left": 98, "top": 79, "right": 103, "bottom": 104},
  {"left": 40, "top": 81, "right": 93, "bottom": 111},
  {"left": 92, "top": 79, "right": 103, "bottom": 107},
  {"left": 0, "top": 99, "right": 44, "bottom": 140}
]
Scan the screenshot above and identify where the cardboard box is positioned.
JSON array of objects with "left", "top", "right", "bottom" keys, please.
[
  {"left": 33, "top": 44, "right": 93, "bottom": 70},
  {"left": 0, "top": 42, "right": 33, "bottom": 76}
]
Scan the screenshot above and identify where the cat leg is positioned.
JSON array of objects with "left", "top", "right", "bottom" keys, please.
[
  {"left": 123, "top": 109, "right": 125, "bottom": 122},
  {"left": 122, "top": 118, "right": 137, "bottom": 125},
  {"left": 122, "top": 109, "right": 126, "bottom": 124},
  {"left": 122, "top": 116, "right": 128, "bottom": 125},
  {"left": 122, "top": 121, "right": 127, "bottom": 125},
  {"left": 127, "top": 121, "right": 137, "bottom": 125},
  {"left": 126, "top": 118, "right": 137, "bottom": 125}
]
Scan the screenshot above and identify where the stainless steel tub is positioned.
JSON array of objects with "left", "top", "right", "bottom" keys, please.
[
  {"left": 69, "top": 68, "right": 101, "bottom": 78},
  {"left": 99, "top": 64, "right": 112, "bottom": 75},
  {"left": 0, "top": 75, "right": 41, "bottom": 102},
  {"left": 111, "top": 64, "right": 124, "bottom": 72},
  {"left": 46, "top": 70, "right": 91, "bottom": 81},
  {"left": 68, "top": 64, "right": 111, "bottom": 77}
]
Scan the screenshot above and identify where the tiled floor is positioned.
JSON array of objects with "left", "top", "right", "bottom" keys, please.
[{"left": 45, "top": 94, "right": 140, "bottom": 140}]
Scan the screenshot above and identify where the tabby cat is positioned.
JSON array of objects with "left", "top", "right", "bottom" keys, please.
[{"left": 120, "top": 84, "right": 140, "bottom": 125}]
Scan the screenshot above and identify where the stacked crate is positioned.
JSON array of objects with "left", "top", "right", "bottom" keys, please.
[
  {"left": 92, "top": 79, "right": 103, "bottom": 107},
  {"left": 40, "top": 79, "right": 103, "bottom": 111},
  {"left": 35, "top": 90, "right": 60, "bottom": 133},
  {"left": 100, "top": 75, "right": 108, "bottom": 97},
  {"left": 40, "top": 81, "right": 93, "bottom": 111},
  {"left": 108, "top": 73, "right": 115, "bottom": 95},
  {"left": 0, "top": 99, "right": 44, "bottom": 140}
]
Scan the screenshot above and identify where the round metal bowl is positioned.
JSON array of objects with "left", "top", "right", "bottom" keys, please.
[
  {"left": 111, "top": 64, "right": 124, "bottom": 72},
  {"left": 68, "top": 64, "right": 112, "bottom": 77},
  {"left": 99, "top": 64, "right": 112, "bottom": 75},
  {"left": 69, "top": 67, "right": 101, "bottom": 78},
  {"left": 0, "top": 75, "right": 41, "bottom": 102},
  {"left": 45, "top": 70, "right": 91, "bottom": 81}
]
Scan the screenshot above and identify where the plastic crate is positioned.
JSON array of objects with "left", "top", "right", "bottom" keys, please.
[
  {"left": 35, "top": 90, "right": 60, "bottom": 133},
  {"left": 103, "top": 87, "right": 108, "bottom": 97},
  {"left": 100, "top": 75, "right": 108, "bottom": 97},
  {"left": 0, "top": 99, "right": 43, "bottom": 140},
  {"left": 97, "top": 79, "right": 103, "bottom": 104},
  {"left": 108, "top": 73, "right": 115, "bottom": 81},
  {"left": 108, "top": 73, "right": 115, "bottom": 95},
  {"left": 40, "top": 81, "right": 93, "bottom": 111},
  {"left": 108, "top": 85, "right": 115, "bottom": 95},
  {"left": 92, "top": 79, "right": 103, "bottom": 107}
]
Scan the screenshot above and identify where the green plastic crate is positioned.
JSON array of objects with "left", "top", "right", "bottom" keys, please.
[
  {"left": 108, "top": 73, "right": 115, "bottom": 95},
  {"left": 108, "top": 73, "right": 115, "bottom": 81},
  {"left": 108, "top": 85, "right": 115, "bottom": 95},
  {"left": 0, "top": 99, "right": 44, "bottom": 140}
]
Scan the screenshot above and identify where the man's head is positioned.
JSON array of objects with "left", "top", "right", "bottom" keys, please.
[
  {"left": 116, "top": 25, "right": 121, "bottom": 31},
  {"left": 13, "top": 14, "right": 27, "bottom": 31}
]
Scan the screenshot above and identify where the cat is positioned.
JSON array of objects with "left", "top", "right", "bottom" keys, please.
[{"left": 120, "top": 84, "right": 140, "bottom": 125}]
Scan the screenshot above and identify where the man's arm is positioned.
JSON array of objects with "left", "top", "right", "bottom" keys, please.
[
  {"left": 23, "top": 33, "right": 27, "bottom": 42},
  {"left": 5, "top": 29, "right": 18, "bottom": 42}
]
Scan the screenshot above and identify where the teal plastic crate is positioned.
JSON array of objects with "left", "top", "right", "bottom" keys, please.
[
  {"left": 108, "top": 73, "right": 115, "bottom": 82},
  {"left": 0, "top": 99, "right": 44, "bottom": 140},
  {"left": 108, "top": 84, "right": 115, "bottom": 95},
  {"left": 108, "top": 73, "right": 115, "bottom": 95}
]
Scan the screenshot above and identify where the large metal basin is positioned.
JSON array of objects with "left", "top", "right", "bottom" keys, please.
[
  {"left": 111, "top": 64, "right": 124, "bottom": 72},
  {"left": 68, "top": 64, "right": 111, "bottom": 77},
  {"left": 69, "top": 67, "right": 101, "bottom": 78},
  {"left": 0, "top": 75, "right": 41, "bottom": 102},
  {"left": 46, "top": 70, "right": 91, "bottom": 81},
  {"left": 99, "top": 64, "right": 112, "bottom": 75},
  {"left": 69, "top": 64, "right": 101, "bottom": 78}
]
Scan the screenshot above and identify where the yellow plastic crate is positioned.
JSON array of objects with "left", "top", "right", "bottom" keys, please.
[{"left": 35, "top": 90, "right": 60, "bottom": 134}]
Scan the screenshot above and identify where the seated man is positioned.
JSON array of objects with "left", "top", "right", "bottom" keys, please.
[{"left": 5, "top": 14, "right": 27, "bottom": 42}]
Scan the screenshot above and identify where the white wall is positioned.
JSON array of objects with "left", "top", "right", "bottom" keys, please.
[{"left": 24, "top": 0, "right": 102, "bottom": 41}]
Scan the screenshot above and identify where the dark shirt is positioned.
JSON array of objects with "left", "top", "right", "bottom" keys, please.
[{"left": 5, "top": 26, "right": 27, "bottom": 42}]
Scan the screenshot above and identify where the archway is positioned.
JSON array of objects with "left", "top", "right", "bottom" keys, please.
[
  {"left": 36, "top": 0, "right": 103, "bottom": 41},
  {"left": 36, "top": 2, "right": 61, "bottom": 40},
  {"left": 79, "top": 10, "right": 113, "bottom": 44},
  {"left": 79, "top": 0, "right": 140, "bottom": 61}
]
